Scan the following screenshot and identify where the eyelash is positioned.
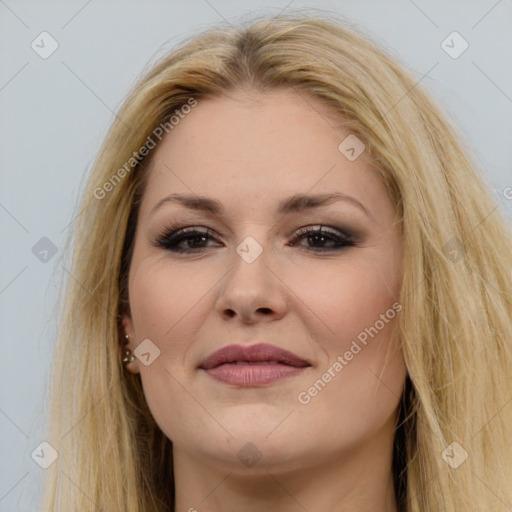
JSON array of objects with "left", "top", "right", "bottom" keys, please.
[{"left": 153, "top": 224, "right": 357, "bottom": 254}]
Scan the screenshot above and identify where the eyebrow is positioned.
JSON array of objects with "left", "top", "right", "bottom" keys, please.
[{"left": 149, "top": 192, "right": 371, "bottom": 218}]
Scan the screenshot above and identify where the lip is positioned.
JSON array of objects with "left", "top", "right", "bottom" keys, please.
[{"left": 199, "top": 343, "right": 311, "bottom": 387}]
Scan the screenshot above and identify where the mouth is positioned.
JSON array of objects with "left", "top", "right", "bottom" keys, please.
[{"left": 198, "top": 343, "right": 311, "bottom": 387}]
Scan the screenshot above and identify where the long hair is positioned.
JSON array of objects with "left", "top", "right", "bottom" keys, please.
[{"left": 42, "top": 13, "right": 512, "bottom": 511}]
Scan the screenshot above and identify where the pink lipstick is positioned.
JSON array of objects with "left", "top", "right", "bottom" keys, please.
[{"left": 199, "top": 343, "right": 310, "bottom": 387}]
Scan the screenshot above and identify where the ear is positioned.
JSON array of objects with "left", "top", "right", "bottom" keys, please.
[{"left": 120, "top": 313, "right": 141, "bottom": 374}]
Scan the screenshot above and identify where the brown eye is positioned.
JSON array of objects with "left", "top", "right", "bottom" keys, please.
[
  {"left": 155, "top": 226, "right": 222, "bottom": 253},
  {"left": 154, "top": 224, "right": 357, "bottom": 255},
  {"left": 290, "top": 225, "right": 356, "bottom": 252}
]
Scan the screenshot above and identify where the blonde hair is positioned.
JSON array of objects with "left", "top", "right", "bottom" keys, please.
[{"left": 42, "top": 13, "right": 512, "bottom": 511}]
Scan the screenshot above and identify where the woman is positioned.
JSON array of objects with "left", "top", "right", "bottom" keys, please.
[{"left": 42, "top": 13, "right": 512, "bottom": 511}]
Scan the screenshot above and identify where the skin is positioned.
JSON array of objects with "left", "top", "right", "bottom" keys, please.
[{"left": 122, "top": 88, "right": 407, "bottom": 512}]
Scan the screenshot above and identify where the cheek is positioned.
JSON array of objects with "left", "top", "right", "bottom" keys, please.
[
  {"left": 128, "top": 258, "right": 219, "bottom": 439},
  {"left": 128, "top": 256, "right": 217, "bottom": 348},
  {"left": 290, "top": 251, "right": 401, "bottom": 354},
  {"left": 290, "top": 249, "right": 405, "bottom": 410},
  {"left": 298, "top": 268, "right": 404, "bottom": 426}
]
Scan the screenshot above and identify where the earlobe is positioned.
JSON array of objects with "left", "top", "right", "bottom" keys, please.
[{"left": 120, "top": 314, "right": 141, "bottom": 374}]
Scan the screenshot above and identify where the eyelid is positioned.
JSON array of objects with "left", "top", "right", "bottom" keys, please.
[
  {"left": 152, "top": 221, "right": 362, "bottom": 255},
  {"left": 152, "top": 224, "right": 220, "bottom": 245},
  {"left": 293, "top": 224, "right": 355, "bottom": 241},
  {"left": 152, "top": 222, "right": 354, "bottom": 242}
]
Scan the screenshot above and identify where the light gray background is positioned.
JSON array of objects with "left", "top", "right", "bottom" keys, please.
[{"left": 1, "top": 1, "right": 511, "bottom": 509}]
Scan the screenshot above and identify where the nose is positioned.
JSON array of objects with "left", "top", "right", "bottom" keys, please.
[{"left": 215, "top": 248, "right": 288, "bottom": 324}]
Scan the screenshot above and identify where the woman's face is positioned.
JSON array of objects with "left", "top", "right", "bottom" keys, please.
[{"left": 122, "top": 88, "right": 406, "bottom": 474}]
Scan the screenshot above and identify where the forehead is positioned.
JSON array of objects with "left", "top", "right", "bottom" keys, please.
[{"left": 139, "top": 89, "right": 385, "bottom": 214}]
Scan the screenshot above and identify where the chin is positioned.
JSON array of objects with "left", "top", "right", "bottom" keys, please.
[
  {"left": 216, "top": 406, "right": 299, "bottom": 442},
  {"left": 179, "top": 421, "right": 306, "bottom": 473}
]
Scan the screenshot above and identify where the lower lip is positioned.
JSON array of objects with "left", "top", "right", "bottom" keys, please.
[{"left": 203, "top": 363, "right": 307, "bottom": 387}]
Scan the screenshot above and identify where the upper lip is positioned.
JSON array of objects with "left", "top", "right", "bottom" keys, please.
[{"left": 199, "top": 343, "right": 311, "bottom": 370}]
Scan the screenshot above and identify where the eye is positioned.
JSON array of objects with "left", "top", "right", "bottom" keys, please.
[
  {"left": 154, "top": 225, "right": 222, "bottom": 253},
  {"left": 154, "top": 223, "right": 357, "bottom": 254},
  {"left": 289, "top": 225, "right": 356, "bottom": 252}
]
